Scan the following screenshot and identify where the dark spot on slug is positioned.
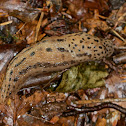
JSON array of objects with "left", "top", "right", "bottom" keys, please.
[
  {"left": 78, "top": 49, "right": 80, "bottom": 52},
  {"left": 30, "top": 52, "right": 35, "bottom": 56},
  {"left": 19, "top": 72, "right": 22, "bottom": 75},
  {"left": 33, "top": 64, "right": 37, "bottom": 68},
  {"left": 88, "top": 47, "right": 91, "bottom": 49},
  {"left": 71, "top": 50, "right": 73, "bottom": 53},
  {"left": 68, "top": 44, "right": 70, "bottom": 47},
  {"left": 80, "top": 40, "right": 83, "bottom": 43},
  {"left": 75, "top": 44, "right": 77, "bottom": 47},
  {"left": 8, "top": 84, "right": 10, "bottom": 87},
  {"left": 94, "top": 39, "right": 99, "bottom": 42},
  {"left": 74, "top": 32, "right": 83, "bottom": 36},
  {"left": 87, "top": 37, "right": 90, "bottom": 39},
  {"left": 82, "top": 38, "right": 85, "bottom": 40},
  {"left": 46, "top": 48, "right": 52, "bottom": 52},
  {"left": 4, "top": 90, "right": 5, "bottom": 93},
  {"left": 76, "top": 53, "right": 88, "bottom": 57},
  {"left": 10, "top": 70, "right": 13, "bottom": 75},
  {"left": 44, "top": 62, "right": 69, "bottom": 68},
  {"left": 57, "top": 39, "right": 64, "bottom": 42},
  {"left": 72, "top": 39, "right": 75, "bottom": 41},
  {"left": 94, "top": 50, "right": 98, "bottom": 52},
  {"left": 42, "top": 40, "right": 47, "bottom": 43},
  {"left": 57, "top": 47, "right": 68, "bottom": 52},
  {"left": 99, "top": 46, "right": 102, "bottom": 49},
  {"left": 19, "top": 66, "right": 32, "bottom": 75},
  {"left": 97, "top": 53, "right": 100, "bottom": 56},
  {"left": 34, "top": 62, "right": 42, "bottom": 67},
  {"left": 87, "top": 54, "right": 92, "bottom": 58},
  {"left": 14, "top": 77, "right": 19, "bottom": 82},
  {"left": 73, "top": 47, "right": 75, "bottom": 49},
  {"left": 43, "top": 63, "right": 51, "bottom": 68},
  {"left": 58, "top": 61, "right": 69, "bottom": 66},
  {"left": 37, "top": 42, "right": 40, "bottom": 45},
  {"left": 15, "top": 58, "right": 26, "bottom": 67},
  {"left": 23, "top": 47, "right": 33, "bottom": 53},
  {"left": 82, "top": 45, "right": 84, "bottom": 49},
  {"left": 9, "top": 92, "right": 11, "bottom": 95}
]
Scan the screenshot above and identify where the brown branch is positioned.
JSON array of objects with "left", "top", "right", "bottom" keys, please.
[
  {"left": 62, "top": 102, "right": 126, "bottom": 116},
  {"left": 75, "top": 98, "right": 126, "bottom": 104}
]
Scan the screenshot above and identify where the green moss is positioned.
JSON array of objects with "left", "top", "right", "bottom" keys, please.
[
  {"left": 0, "top": 30, "right": 18, "bottom": 43},
  {"left": 56, "top": 62, "right": 108, "bottom": 92}
]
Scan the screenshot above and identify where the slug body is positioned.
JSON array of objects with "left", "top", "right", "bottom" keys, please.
[{"left": 0, "top": 32, "right": 114, "bottom": 102}]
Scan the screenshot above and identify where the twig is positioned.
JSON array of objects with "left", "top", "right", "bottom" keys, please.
[
  {"left": 114, "top": 46, "right": 126, "bottom": 50},
  {"left": 15, "top": 23, "right": 26, "bottom": 35},
  {"left": 0, "top": 20, "right": 13, "bottom": 26},
  {"left": 111, "top": 29, "right": 126, "bottom": 43},
  {"left": 79, "top": 21, "right": 82, "bottom": 31},
  {"left": 97, "top": 15, "right": 108, "bottom": 19},
  {"left": 75, "top": 98, "right": 126, "bottom": 105},
  {"left": 25, "top": 113, "right": 50, "bottom": 123},
  {"left": 62, "top": 102, "right": 126, "bottom": 116},
  {"left": 35, "top": 11, "right": 44, "bottom": 42}
]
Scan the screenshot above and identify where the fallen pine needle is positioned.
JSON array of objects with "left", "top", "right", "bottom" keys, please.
[
  {"left": 0, "top": 20, "right": 12, "bottom": 26},
  {"left": 35, "top": 11, "right": 44, "bottom": 42},
  {"left": 15, "top": 23, "right": 26, "bottom": 35},
  {"left": 111, "top": 29, "right": 126, "bottom": 43}
]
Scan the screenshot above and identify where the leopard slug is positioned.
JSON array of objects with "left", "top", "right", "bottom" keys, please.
[{"left": 0, "top": 32, "right": 114, "bottom": 102}]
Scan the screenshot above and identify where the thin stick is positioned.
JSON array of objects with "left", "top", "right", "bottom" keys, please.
[
  {"left": 63, "top": 102, "right": 126, "bottom": 116},
  {"left": 15, "top": 23, "right": 26, "bottom": 35},
  {"left": 111, "top": 29, "right": 126, "bottom": 43},
  {"left": 75, "top": 98, "right": 126, "bottom": 105},
  {"left": 35, "top": 11, "right": 44, "bottom": 42},
  {"left": 0, "top": 20, "right": 12, "bottom": 26}
]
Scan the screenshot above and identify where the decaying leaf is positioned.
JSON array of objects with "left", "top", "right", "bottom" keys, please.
[
  {"left": 0, "top": 0, "right": 40, "bottom": 23},
  {"left": 56, "top": 62, "right": 109, "bottom": 92}
]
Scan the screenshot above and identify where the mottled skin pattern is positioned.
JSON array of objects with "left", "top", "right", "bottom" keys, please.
[{"left": 0, "top": 32, "right": 114, "bottom": 102}]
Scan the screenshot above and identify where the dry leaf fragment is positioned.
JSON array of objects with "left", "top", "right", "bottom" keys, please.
[{"left": 95, "top": 118, "right": 107, "bottom": 126}]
